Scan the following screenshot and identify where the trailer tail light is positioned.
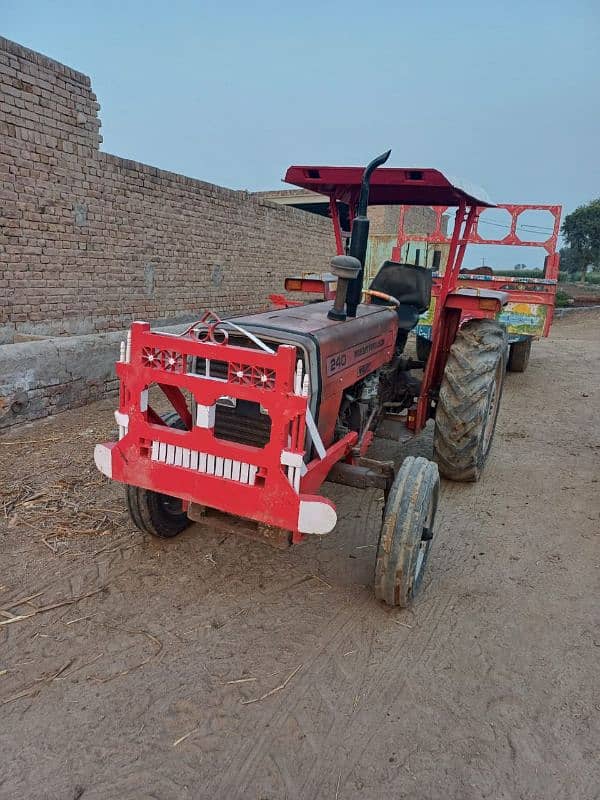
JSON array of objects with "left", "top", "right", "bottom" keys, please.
[{"left": 479, "top": 298, "right": 500, "bottom": 311}]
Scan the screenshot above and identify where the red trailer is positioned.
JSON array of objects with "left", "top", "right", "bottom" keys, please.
[{"left": 393, "top": 204, "right": 563, "bottom": 373}]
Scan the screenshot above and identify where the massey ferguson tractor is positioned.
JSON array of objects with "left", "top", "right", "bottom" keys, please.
[{"left": 95, "top": 151, "right": 510, "bottom": 607}]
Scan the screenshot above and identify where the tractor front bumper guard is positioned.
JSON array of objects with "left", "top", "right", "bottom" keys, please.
[{"left": 94, "top": 321, "right": 353, "bottom": 541}]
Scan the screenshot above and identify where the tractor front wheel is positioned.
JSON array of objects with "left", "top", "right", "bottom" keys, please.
[
  {"left": 374, "top": 456, "right": 439, "bottom": 607},
  {"left": 507, "top": 338, "right": 532, "bottom": 373},
  {"left": 433, "top": 319, "right": 507, "bottom": 482},
  {"left": 126, "top": 411, "right": 192, "bottom": 539}
]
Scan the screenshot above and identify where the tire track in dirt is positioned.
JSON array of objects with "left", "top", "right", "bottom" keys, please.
[
  {"left": 217, "top": 484, "right": 459, "bottom": 799},
  {"left": 216, "top": 417, "right": 531, "bottom": 799}
]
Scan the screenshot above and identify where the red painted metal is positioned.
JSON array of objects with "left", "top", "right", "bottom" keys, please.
[
  {"left": 330, "top": 196, "right": 344, "bottom": 255},
  {"left": 284, "top": 166, "right": 493, "bottom": 208},
  {"left": 269, "top": 293, "right": 303, "bottom": 308},
  {"left": 270, "top": 276, "right": 337, "bottom": 308},
  {"left": 301, "top": 434, "right": 358, "bottom": 493},
  {"left": 414, "top": 202, "right": 480, "bottom": 429},
  {"left": 392, "top": 202, "right": 562, "bottom": 428},
  {"left": 98, "top": 320, "right": 353, "bottom": 541},
  {"left": 393, "top": 204, "right": 561, "bottom": 259},
  {"left": 470, "top": 205, "right": 561, "bottom": 256},
  {"left": 283, "top": 276, "right": 337, "bottom": 298}
]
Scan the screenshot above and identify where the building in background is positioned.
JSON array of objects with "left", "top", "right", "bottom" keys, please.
[{"left": 255, "top": 189, "right": 449, "bottom": 282}]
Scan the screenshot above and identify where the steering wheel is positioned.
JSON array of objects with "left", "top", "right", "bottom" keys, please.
[{"left": 362, "top": 289, "right": 401, "bottom": 308}]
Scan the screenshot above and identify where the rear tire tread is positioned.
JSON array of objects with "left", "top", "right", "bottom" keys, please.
[{"left": 433, "top": 319, "right": 508, "bottom": 482}]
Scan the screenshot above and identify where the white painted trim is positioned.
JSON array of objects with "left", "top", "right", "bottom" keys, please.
[
  {"left": 298, "top": 500, "right": 337, "bottom": 535},
  {"left": 94, "top": 444, "right": 113, "bottom": 479},
  {"left": 166, "top": 444, "right": 175, "bottom": 465},
  {"left": 281, "top": 450, "right": 304, "bottom": 468},
  {"left": 139, "top": 389, "right": 149, "bottom": 412},
  {"left": 196, "top": 404, "right": 216, "bottom": 429},
  {"left": 114, "top": 410, "right": 129, "bottom": 427},
  {"left": 125, "top": 330, "right": 132, "bottom": 363},
  {"left": 305, "top": 408, "right": 326, "bottom": 459}
]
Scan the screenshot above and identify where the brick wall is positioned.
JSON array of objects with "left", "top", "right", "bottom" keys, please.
[
  {"left": 368, "top": 205, "right": 438, "bottom": 236},
  {"left": 0, "top": 36, "right": 334, "bottom": 344}
]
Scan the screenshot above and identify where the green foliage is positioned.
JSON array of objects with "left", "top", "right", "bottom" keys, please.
[
  {"left": 493, "top": 269, "right": 543, "bottom": 278},
  {"left": 555, "top": 290, "right": 572, "bottom": 307},
  {"left": 559, "top": 246, "right": 584, "bottom": 274},
  {"left": 562, "top": 199, "right": 600, "bottom": 268},
  {"left": 560, "top": 271, "right": 600, "bottom": 284}
]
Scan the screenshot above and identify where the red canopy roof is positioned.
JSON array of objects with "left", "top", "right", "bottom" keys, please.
[{"left": 283, "top": 165, "right": 493, "bottom": 208}]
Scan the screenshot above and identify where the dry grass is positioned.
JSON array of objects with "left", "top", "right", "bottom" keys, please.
[{"left": 0, "top": 416, "right": 130, "bottom": 542}]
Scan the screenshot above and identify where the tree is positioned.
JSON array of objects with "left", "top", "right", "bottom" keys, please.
[
  {"left": 559, "top": 246, "right": 584, "bottom": 275},
  {"left": 562, "top": 199, "right": 600, "bottom": 270}
]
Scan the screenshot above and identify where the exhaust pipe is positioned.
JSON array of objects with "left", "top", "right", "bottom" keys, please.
[{"left": 345, "top": 149, "right": 391, "bottom": 318}]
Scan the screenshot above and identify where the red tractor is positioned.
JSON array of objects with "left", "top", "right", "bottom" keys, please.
[{"left": 95, "top": 152, "right": 509, "bottom": 607}]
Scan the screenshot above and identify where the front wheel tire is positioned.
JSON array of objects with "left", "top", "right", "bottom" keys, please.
[
  {"left": 374, "top": 456, "right": 440, "bottom": 607},
  {"left": 125, "top": 410, "right": 192, "bottom": 539},
  {"left": 126, "top": 485, "right": 190, "bottom": 538}
]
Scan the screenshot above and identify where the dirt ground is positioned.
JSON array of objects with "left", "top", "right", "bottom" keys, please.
[{"left": 1, "top": 310, "right": 599, "bottom": 800}]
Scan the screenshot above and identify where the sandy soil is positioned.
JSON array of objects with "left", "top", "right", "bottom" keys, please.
[{"left": 1, "top": 310, "right": 599, "bottom": 800}]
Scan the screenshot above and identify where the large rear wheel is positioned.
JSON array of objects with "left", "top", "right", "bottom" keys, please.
[
  {"left": 126, "top": 411, "right": 192, "bottom": 538},
  {"left": 374, "top": 456, "right": 439, "bottom": 607},
  {"left": 433, "top": 319, "right": 507, "bottom": 482}
]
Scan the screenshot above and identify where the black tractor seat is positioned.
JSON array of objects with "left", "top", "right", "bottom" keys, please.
[{"left": 368, "top": 260, "right": 433, "bottom": 331}]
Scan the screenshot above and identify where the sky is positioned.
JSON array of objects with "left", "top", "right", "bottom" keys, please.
[{"left": 3, "top": 0, "right": 599, "bottom": 267}]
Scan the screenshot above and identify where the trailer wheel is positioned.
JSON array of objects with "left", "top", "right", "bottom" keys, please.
[
  {"left": 374, "top": 456, "right": 439, "bottom": 607},
  {"left": 507, "top": 338, "right": 532, "bottom": 373},
  {"left": 433, "top": 319, "right": 508, "bottom": 482},
  {"left": 126, "top": 411, "right": 192, "bottom": 539},
  {"left": 416, "top": 334, "right": 432, "bottom": 363}
]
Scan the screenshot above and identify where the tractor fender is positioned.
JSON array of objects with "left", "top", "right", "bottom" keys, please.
[{"left": 446, "top": 287, "right": 509, "bottom": 325}]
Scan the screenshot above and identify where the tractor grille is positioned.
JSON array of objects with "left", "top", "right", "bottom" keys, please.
[{"left": 214, "top": 401, "right": 272, "bottom": 448}]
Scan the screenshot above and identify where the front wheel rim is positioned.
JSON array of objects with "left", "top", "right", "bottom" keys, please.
[{"left": 410, "top": 484, "right": 437, "bottom": 595}]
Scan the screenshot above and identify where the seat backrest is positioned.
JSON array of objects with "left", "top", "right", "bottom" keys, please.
[{"left": 369, "top": 260, "right": 432, "bottom": 313}]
